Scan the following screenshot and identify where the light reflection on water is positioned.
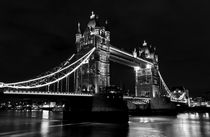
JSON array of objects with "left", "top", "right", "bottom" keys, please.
[
  {"left": 175, "top": 113, "right": 210, "bottom": 137},
  {"left": 41, "top": 120, "right": 49, "bottom": 136},
  {"left": 0, "top": 111, "right": 209, "bottom": 137},
  {"left": 42, "top": 110, "right": 49, "bottom": 119},
  {"left": 129, "top": 113, "right": 210, "bottom": 137}
]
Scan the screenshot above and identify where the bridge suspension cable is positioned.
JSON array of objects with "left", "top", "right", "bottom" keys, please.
[
  {"left": 5, "top": 54, "right": 75, "bottom": 85},
  {"left": 158, "top": 71, "right": 171, "bottom": 96},
  {"left": 2, "top": 47, "right": 96, "bottom": 89},
  {"left": 158, "top": 71, "right": 187, "bottom": 102}
]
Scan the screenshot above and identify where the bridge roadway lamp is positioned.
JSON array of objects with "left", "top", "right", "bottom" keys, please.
[{"left": 134, "top": 66, "right": 141, "bottom": 72}]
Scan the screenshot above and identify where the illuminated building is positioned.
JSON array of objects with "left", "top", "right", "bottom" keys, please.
[
  {"left": 75, "top": 12, "right": 110, "bottom": 93},
  {"left": 134, "top": 41, "right": 160, "bottom": 98}
]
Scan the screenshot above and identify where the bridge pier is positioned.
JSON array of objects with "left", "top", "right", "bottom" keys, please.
[{"left": 63, "top": 93, "right": 128, "bottom": 123}]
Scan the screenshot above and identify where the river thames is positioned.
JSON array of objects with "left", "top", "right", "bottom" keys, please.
[{"left": 0, "top": 111, "right": 209, "bottom": 137}]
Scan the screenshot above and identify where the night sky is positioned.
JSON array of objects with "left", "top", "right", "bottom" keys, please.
[{"left": 0, "top": 0, "right": 210, "bottom": 97}]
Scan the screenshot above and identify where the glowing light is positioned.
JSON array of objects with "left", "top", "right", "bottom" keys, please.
[
  {"left": 195, "top": 113, "right": 199, "bottom": 118},
  {"left": 139, "top": 117, "right": 149, "bottom": 123},
  {"left": 133, "top": 48, "right": 137, "bottom": 58},
  {"left": 41, "top": 111, "right": 50, "bottom": 136},
  {"left": 205, "top": 113, "right": 209, "bottom": 118},
  {"left": 4, "top": 91, "right": 93, "bottom": 96},
  {"left": 41, "top": 120, "right": 49, "bottom": 136},
  {"left": 42, "top": 110, "right": 49, "bottom": 119},
  {"left": 83, "top": 58, "right": 89, "bottom": 64},
  {"left": 146, "top": 64, "right": 151, "bottom": 69},
  {"left": 90, "top": 11, "right": 95, "bottom": 19},
  {"left": 134, "top": 66, "right": 141, "bottom": 71},
  {"left": 178, "top": 92, "right": 186, "bottom": 100},
  {"left": 110, "top": 46, "right": 134, "bottom": 58},
  {"left": 0, "top": 82, "right": 4, "bottom": 87},
  {"left": 189, "top": 113, "right": 196, "bottom": 119}
]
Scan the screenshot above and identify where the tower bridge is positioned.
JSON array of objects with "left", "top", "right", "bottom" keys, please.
[{"left": 0, "top": 12, "right": 188, "bottom": 107}]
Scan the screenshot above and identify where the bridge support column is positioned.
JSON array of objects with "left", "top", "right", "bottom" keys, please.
[{"left": 63, "top": 94, "right": 128, "bottom": 123}]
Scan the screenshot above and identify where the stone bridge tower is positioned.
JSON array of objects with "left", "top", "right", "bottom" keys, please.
[
  {"left": 134, "top": 41, "right": 160, "bottom": 98},
  {"left": 75, "top": 12, "right": 110, "bottom": 94}
]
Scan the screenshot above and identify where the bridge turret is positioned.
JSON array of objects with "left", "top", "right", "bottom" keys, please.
[
  {"left": 75, "top": 22, "right": 82, "bottom": 52},
  {"left": 134, "top": 41, "right": 160, "bottom": 98},
  {"left": 133, "top": 48, "right": 137, "bottom": 57},
  {"left": 138, "top": 41, "right": 158, "bottom": 65},
  {"left": 87, "top": 11, "right": 96, "bottom": 29},
  {"left": 75, "top": 12, "right": 110, "bottom": 94}
]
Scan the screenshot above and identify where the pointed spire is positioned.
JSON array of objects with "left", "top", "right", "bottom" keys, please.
[
  {"left": 77, "top": 22, "right": 81, "bottom": 34},
  {"left": 139, "top": 48, "right": 143, "bottom": 57},
  {"left": 133, "top": 48, "right": 137, "bottom": 58},
  {"left": 90, "top": 11, "right": 95, "bottom": 19},
  {"left": 87, "top": 11, "right": 96, "bottom": 28},
  {"left": 105, "top": 20, "right": 108, "bottom": 25},
  {"left": 104, "top": 19, "right": 110, "bottom": 30},
  {"left": 143, "top": 40, "right": 147, "bottom": 46}
]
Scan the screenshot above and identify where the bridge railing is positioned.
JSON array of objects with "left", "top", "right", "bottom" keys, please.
[{"left": 3, "top": 90, "right": 93, "bottom": 96}]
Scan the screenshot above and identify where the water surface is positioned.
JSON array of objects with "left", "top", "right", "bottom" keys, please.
[{"left": 0, "top": 111, "right": 209, "bottom": 137}]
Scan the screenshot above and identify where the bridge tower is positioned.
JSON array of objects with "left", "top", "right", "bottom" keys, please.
[
  {"left": 134, "top": 41, "right": 160, "bottom": 98},
  {"left": 75, "top": 12, "right": 110, "bottom": 94}
]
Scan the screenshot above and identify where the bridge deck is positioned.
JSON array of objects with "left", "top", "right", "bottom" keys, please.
[{"left": 3, "top": 91, "right": 93, "bottom": 97}]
